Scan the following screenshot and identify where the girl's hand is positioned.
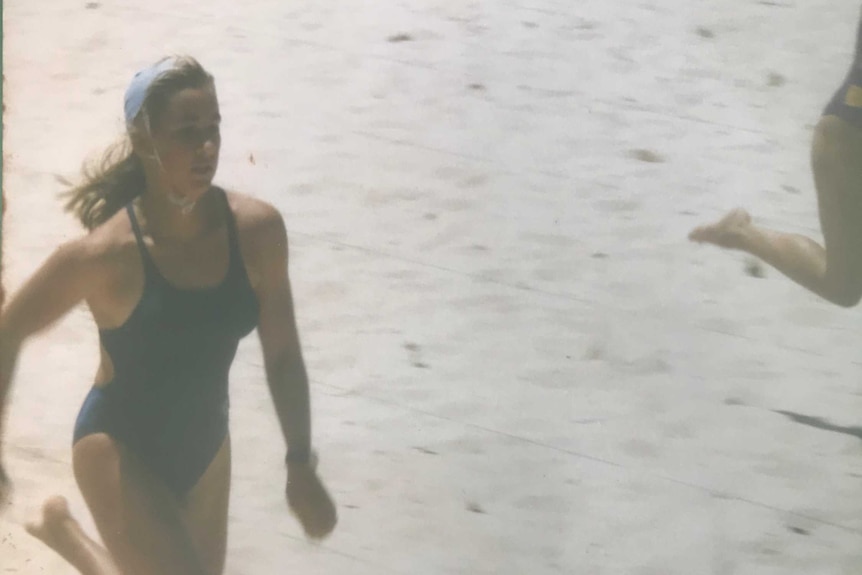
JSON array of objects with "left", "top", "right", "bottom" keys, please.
[{"left": 286, "top": 463, "right": 337, "bottom": 540}]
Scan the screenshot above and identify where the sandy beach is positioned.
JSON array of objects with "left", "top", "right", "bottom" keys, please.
[{"left": 2, "top": 0, "right": 862, "bottom": 573}]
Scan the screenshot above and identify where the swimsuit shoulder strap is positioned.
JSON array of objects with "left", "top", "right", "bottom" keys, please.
[
  {"left": 126, "top": 203, "right": 157, "bottom": 278},
  {"left": 219, "top": 188, "right": 245, "bottom": 275}
]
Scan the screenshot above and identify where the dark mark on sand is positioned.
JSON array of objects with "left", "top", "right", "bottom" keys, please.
[{"left": 388, "top": 33, "right": 414, "bottom": 43}]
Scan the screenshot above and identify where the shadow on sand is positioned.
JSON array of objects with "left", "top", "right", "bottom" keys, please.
[{"left": 773, "top": 410, "right": 862, "bottom": 441}]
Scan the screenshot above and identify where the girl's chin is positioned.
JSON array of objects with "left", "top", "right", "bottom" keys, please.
[
  {"left": 184, "top": 181, "right": 214, "bottom": 199},
  {"left": 190, "top": 176, "right": 215, "bottom": 191},
  {"left": 166, "top": 186, "right": 210, "bottom": 210}
]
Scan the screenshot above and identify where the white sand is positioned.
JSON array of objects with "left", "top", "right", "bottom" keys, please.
[{"left": 2, "top": 1, "right": 862, "bottom": 573}]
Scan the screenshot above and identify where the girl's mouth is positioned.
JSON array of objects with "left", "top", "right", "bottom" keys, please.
[{"left": 192, "top": 165, "right": 213, "bottom": 177}]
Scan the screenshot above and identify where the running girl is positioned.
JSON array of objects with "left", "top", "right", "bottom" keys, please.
[
  {"left": 0, "top": 55, "right": 336, "bottom": 575},
  {"left": 690, "top": 12, "right": 862, "bottom": 308}
]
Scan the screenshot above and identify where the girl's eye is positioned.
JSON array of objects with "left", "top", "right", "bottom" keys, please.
[
  {"left": 176, "top": 125, "right": 219, "bottom": 144},
  {"left": 177, "top": 127, "right": 198, "bottom": 141}
]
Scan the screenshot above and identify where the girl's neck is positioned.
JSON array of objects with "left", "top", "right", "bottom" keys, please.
[{"left": 136, "top": 186, "right": 218, "bottom": 243}]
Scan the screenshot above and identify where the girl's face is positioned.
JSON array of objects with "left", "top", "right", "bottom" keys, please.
[{"left": 147, "top": 83, "right": 222, "bottom": 204}]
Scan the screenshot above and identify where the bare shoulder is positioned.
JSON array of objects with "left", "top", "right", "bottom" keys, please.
[
  {"left": 80, "top": 208, "right": 140, "bottom": 268},
  {"left": 47, "top": 227, "right": 114, "bottom": 275},
  {"left": 224, "top": 190, "right": 288, "bottom": 252},
  {"left": 58, "top": 209, "right": 146, "bottom": 302},
  {"left": 0, "top": 209, "right": 137, "bottom": 339}
]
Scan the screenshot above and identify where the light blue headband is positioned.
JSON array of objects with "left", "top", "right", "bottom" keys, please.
[{"left": 123, "top": 56, "right": 179, "bottom": 126}]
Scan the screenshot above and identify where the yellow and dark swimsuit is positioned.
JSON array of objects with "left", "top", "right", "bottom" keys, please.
[{"left": 823, "top": 15, "right": 862, "bottom": 128}]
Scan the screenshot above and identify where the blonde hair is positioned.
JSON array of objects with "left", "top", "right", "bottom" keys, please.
[{"left": 64, "top": 56, "right": 214, "bottom": 230}]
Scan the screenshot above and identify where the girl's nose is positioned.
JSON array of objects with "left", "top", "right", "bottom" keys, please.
[{"left": 201, "top": 136, "right": 218, "bottom": 157}]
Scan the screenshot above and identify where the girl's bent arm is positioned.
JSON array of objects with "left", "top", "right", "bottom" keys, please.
[{"left": 0, "top": 240, "right": 97, "bottom": 446}]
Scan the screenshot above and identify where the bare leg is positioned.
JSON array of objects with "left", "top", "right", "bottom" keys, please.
[
  {"left": 689, "top": 115, "right": 862, "bottom": 307},
  {"left": 73, "top": 434, "right": 212, "bottom": 575},
  {"left": 25, "top": 496, "right": 121, "bottom": 575},
  {"left": 27, "top": 437, "right": 232, "bottom": 575},
  {"left": 181, "top": 436, "right": 231, "bottom": 575},
  {"left": 689, "top": 208, "right": 841, "bottom": 299}
]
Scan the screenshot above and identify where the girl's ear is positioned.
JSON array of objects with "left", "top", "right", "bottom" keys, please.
[{"left": 129, "top": 123, "right": 156, "bottom": 160}]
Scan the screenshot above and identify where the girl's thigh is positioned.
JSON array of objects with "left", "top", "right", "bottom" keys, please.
[
  {"left": 182, "top": 435, "right": 232, "bottom": 575},
  {"left": 811, "top": 116, "right": 862, "bottom": 293},
  {"left": 73, "top": 433, "right": 210, "bottom": 575}
]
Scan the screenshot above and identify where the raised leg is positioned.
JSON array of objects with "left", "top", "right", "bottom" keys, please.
[{"left": 689, "top": 115, "right": 862, "bottom": 307}]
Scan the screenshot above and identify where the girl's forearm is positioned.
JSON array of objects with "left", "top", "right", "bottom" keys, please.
[{"left": 266, "top": 359, "right": 312, "bottom": 461}]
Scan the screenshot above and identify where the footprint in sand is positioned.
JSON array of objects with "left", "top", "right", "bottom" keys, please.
[
  {"left": 695, "top": 26, "right": 715, "bottom": 39},
  {"left": 744, "top": 258, "right": 765, "bottom": 278},
  {"left": 387, "top": 33, "right": 414, "bottom": 43},
  {"left": 404, "top": 342, "right": 429, "bottom": 369},
  {"left": 767, "top": 72, "right": 786, "bottom": 87},
  {"left": 630, "top": 148, "right": 665, "bottom": 163},
  {"left": 465, "top": 501, "right": 486, "bottom": 514}
]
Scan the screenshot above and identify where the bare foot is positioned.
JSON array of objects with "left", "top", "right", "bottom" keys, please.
[
  {"left": 688, "top": 208, "right": 753, "bottom": 250},
  {"left": 25, "top": 495, "right": 76, "bottom": 553},
  {"left": 26, "top": 495, "right": 120, "bottom": 575}
]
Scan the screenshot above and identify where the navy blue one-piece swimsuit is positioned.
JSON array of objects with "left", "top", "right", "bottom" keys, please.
[
  {"left": 73, "top": 188, "right": 259, "bottom": 498},
  {"left": 823, "top": 13, "right": 862, "bottom": 128}
]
